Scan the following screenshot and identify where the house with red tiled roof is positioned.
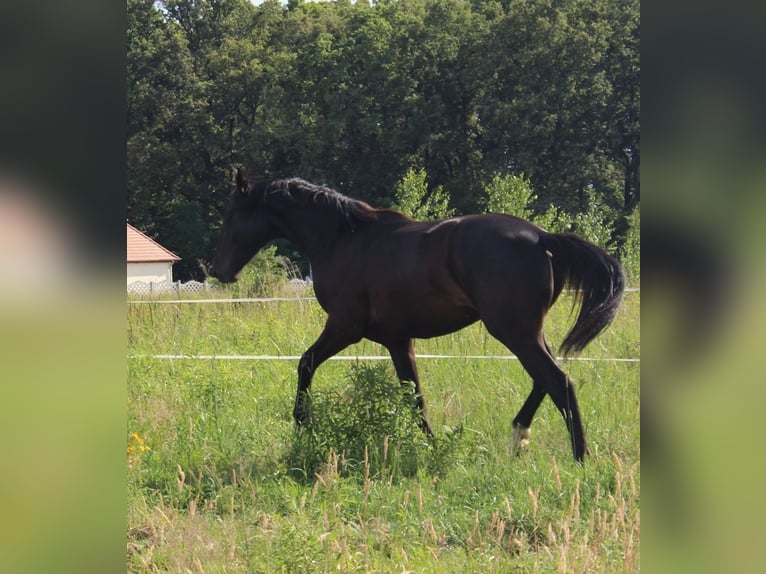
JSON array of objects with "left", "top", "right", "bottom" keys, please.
[{"left": 127, "top": 223, "right": 180, "bottom": 289}]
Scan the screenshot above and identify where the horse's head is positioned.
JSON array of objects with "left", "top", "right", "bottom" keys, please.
[{"left": 210, "top": 169, "right": 276, "bottom": 283}]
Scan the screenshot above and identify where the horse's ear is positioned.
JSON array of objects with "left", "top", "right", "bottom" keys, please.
[{"left": 235, "top": 168, "right": 248, "bottom": 194}]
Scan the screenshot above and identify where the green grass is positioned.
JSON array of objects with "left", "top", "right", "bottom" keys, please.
[{"left": 127, "top": 290, "right": 639, "bottom": 572}]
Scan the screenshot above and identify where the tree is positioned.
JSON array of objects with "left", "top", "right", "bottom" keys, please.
[
  {"left": 476, "top": 0, "right": 638, "bottom": 212},
  {"left": 127, "top": 0, "right": 639, "bottom": 280},
  {"left": 128, "top": 0, "right": 256, "bottom": 279}
]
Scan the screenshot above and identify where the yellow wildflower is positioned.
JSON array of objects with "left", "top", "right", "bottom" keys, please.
[{"left": 127, "top": 432, "right": 151, "bottom": 468}]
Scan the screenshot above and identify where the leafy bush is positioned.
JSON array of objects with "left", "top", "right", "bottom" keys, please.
[
  {"left": 394, "top": 167, "right": 455, "bottom": 220},
  {"left": 482, "top": 173, "right": 536, "bottom": 219},
  {"left": 538, "top": 187, "right": 617, "bottom": 249},
  {"left": 286, "top": 363, "right": 465, "bottom": 482},
  {"left": 619, "top": 204, "right": 640, "bottom": 284},
  {"left": 206, "top": 245, "right": 293, "bottom": 297},
  {"left": 535, "top": 204, "right": 574, "bottom": 233}
]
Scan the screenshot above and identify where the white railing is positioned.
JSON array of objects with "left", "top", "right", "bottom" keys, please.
[{"left": 127, "top": 280, "right": 210, "bottom": 296}]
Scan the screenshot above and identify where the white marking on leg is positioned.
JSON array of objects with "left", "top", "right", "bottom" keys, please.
[{"left": 512, "top": 424, "right": 531, "bottom": 450}]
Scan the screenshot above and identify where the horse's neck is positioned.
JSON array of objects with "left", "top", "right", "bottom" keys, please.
[{"left": 274, "top": 206, "right": 345, "bottom": 264}]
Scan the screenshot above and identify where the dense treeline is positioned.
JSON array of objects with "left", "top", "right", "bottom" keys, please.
[{"left": 127, "top": 0, "right": 639, "bottom": 281}]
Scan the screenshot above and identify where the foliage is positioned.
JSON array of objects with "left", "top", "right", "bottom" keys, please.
[
  {"left": 481, "top": 173, "right": 536, "bottom": 219},
  {"left": 287, "top": 363, "right": 465, "bottom": 481},
  {"left": 128, "top": 0, "right": 640, "bottom": 280},
  {"left": 534, "top": 204, "right": 574, "bottom": 235},
  {"left": 569, "top": 186, "right": 619, "bottom": 249},
  {"left": 205, "top": 244, "right": 292, "bottom": 297},
  {"left": 620, "top": 204, "right": 641, "bottom": 283},
  {"left": 394, "top": 167, "right": 455, "bottom": 220}
]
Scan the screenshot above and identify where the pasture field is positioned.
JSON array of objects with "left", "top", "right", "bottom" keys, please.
[{"left": 127, "top": 289, "right": 639, "bottom": 573}]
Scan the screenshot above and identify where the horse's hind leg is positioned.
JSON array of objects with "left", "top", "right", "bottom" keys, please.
[
  {"left": 512, "top": 383, "right": 545, "bottom": 449},
  {"left": 485, "top": 320, "right": 586, "bottom": 461},
  {"left": 386, "top": 339, "right": 434, "bottom": 437},
  {"left": 513, "top": 340, "right": 587, "bottom": 461},
  {"left": 511, "top": 339, "right": 554, "bottom": 448}
]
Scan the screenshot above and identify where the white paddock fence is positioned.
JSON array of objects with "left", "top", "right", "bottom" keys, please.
[
  {"left": 127, "top": 279, "right": 211, "bottom": 296},
  {"left": 128, "top": 278, "right": 312, "bottom": 298}
]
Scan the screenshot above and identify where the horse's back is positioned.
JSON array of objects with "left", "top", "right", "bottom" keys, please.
[{"left": 365, "top": 213, "right": 550, "bottom": 301}]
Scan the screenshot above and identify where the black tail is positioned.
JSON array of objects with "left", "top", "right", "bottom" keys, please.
[{"left": 540, "top": 233, "right": 626, "bottom": 356}]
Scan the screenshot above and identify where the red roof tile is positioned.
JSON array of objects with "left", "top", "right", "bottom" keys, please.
[{"left": 127, "top": 223, "right": 180, "bottom": 262}]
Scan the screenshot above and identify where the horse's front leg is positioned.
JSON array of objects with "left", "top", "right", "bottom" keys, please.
[
  {"left": 386, "top": 338, "right": 434, "bottom": 437},
  {"left": 294, "top": 319, "right": 356, "bottom": 426}
]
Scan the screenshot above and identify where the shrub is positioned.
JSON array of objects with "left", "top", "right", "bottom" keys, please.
[
  {"left": 536, "top": 187, "right": 618, "bottom": 250},
  {"left": 619, "top": 204, "right": 640, "bottom": 284},
  {"left": 482, "top": 173, "right": 536, "bottom": 219},
  {"left": 285, "top": 363, "right": 465, "bottom": 482},
  {"left": 206, "top": 245, "right": 292, "bottom": 297},
  {"left": 394, "top": 167, "right": 455, "bottom": 220}
]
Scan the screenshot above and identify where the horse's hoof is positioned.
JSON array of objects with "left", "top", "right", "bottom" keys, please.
[
  {"left": 511, "top": 425, "right": 531, "bottom": 450},
  {"left": 294, "top": 411, "right": 314, "bottom": 428}
]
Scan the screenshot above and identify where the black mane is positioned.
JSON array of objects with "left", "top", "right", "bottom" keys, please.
[
  {"left": 284, "top": 179, "right": 379, "bottom": 224},
  {"left": 240, "top": 177, "right": 406, "bottom": 230}
]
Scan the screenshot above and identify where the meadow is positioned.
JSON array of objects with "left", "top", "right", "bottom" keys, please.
[{"left": 127, "top": 287, "right": 639, "bottom": 573}]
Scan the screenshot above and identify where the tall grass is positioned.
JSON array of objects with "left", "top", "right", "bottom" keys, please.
[{"left": 127, "top": 290, "right": 639, "bottom": 572}]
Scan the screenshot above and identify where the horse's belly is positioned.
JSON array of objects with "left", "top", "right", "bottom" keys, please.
[
  {"left": 369, "top": 301, "right": 479, "bottom": 340},
  {"left": 409, "top": 306, "right": 479, "bottom": 338}
]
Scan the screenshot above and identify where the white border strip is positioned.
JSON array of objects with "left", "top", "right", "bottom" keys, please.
[{"left": 128, "top": 354, "right": 639, "bottom": 363}]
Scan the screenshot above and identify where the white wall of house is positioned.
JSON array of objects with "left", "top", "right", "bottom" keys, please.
[{"left": 127, "top": 262, "right": 173, "bottom": 286}]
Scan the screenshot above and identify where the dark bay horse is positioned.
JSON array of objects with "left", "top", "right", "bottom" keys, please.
[{"left": 211, "top": 171, "right": 625, "bottom": 461}]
